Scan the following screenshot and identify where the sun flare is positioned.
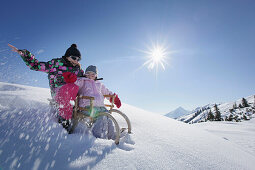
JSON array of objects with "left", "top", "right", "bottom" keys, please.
[
  {"left": 150, "top": 46, "right": 167, "bottom": 66},
  {"left": 141, "top": 43, "right": 169, "bottom": 72}
]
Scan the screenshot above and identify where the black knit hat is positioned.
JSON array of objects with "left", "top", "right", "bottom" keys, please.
[{"left": 64, "top": 44, "right": 81, "bottom": 59}]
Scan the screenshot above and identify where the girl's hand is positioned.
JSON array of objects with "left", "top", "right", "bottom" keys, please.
[
  {"left": 8, "top": 44, "right": 22, "bottom": 55},
  {"left": 77, "top": 62, "right": 81, "bottom": 69}
]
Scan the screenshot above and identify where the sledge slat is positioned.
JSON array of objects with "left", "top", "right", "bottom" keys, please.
[
  {"left": 78, "top": 96, "right": 95, "bottom": 100},
  {"left": 78, "top": 107, "right": 90, "bottom": 111},
  {"left": 105, "top": 104, "right": 114, "bottom": 108}
]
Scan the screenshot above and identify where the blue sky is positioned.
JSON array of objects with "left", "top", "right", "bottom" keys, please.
[{"left": 0, "top": 0, "right": 255, "bottom": 114}]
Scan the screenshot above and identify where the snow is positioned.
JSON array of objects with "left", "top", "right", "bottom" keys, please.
[
  {"left": 193, "top": 118, "right": 255, "bottom": 155},
  {"left": 0, "top": 81, "right": 255, "bottom": 169},
  {"left": 165, "top": 106, "right": 190, "bottom": 119}
]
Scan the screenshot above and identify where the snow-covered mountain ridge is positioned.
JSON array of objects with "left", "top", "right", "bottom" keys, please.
[
  {"left": 165, "top": 106, "right": 190, "bottom": 119},
  {"left": 0, "top": 82, "right": 255, "bottom": 170},
  {"left": 177, "top": 95, "right": 255, "bottom": 124}
]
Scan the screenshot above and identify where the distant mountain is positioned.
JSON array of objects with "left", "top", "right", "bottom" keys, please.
[
  {"left": 165, "top": 107, "right": 191, "bottom": 119},
  {"left": 177, "top": 95, "right": 255, "bottom": 124}
]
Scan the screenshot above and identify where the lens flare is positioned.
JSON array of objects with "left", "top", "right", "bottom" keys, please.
[{"left": 139, "top": 43, "right": 171, "bottom": 77}]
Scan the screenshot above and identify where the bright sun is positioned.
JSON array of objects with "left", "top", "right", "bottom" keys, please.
[
  {"left": 151, "top": 46, "right": 166, "bottom": 64},
  {"left": 141, "top": 43, "right": 169, "bottom": 71}
]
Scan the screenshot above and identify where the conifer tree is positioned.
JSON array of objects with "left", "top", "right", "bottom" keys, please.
[
  {"left": 214, "top": 104, "right": 221, "bottom": 121},
  {"left": 233, "top": 102, "right": 237, "bottom": 109},
  {"left": 241, "top": 98, "right": 249, "bottom": 107},
  {"left": 228, "top": 114, "right": 233, "bottom": 121},
  {"left": 243, "top": 114, "right": 249, "bottom": 120},
  {"left": 234, "top": 115, "right": 240, "bottom": 122},
  {"left": 207, "top": 110, "right": 214, "bottom": 121},
  {"left": 224, "top": 116, "right": 228, "bottom": 121}
]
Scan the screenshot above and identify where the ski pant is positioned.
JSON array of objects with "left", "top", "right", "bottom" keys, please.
[
  {"left": 81, "top": 107, "right": 115, "bottom": 140},
  {"left": 92, "top": 115, "right": 115, "bottom": 140}
]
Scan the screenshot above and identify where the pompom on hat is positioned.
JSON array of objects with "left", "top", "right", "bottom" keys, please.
[{"left": 64, "top": 44, "right": 81, "bottom": 60}]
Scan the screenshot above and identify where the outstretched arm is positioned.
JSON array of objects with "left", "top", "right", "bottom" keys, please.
[
  {"left": 8, "top": 44, "right": 52, "bottom": 73},
  {"left": 8, "top": 44, "right": 22, "bottom": 54}
]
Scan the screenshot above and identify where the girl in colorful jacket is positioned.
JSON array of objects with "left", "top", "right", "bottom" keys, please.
[
  {"left": 75, "top": 65, "right": 121, "bottom": 139},
  {"left": 8, "top": 44, "right": 84, "bottom": 97}
]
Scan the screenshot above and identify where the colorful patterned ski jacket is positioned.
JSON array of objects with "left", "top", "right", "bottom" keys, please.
[{"left": 19, "top": 49, "right": 84, "bottom": 95}]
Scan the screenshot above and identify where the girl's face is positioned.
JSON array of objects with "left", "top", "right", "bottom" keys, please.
[
  {"left": 67, "top": 56, "right": 80, "bottom": 66},
  {"left": 86, "top": 72, "right": 97, "bottom": 80}
]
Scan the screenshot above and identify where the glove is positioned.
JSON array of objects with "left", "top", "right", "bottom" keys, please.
[
  {"left": 110, "top": 93, "right": 121, "bottom": 108},
  {"left": 63, "top": 72, "right": 77, "bottom": 83},
  {"left": 114, "top": 94, "right": 121, "bottom": 108}
]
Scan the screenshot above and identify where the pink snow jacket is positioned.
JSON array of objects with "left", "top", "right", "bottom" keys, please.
[{"left": 75, "top": 78, "right": 113, "bottom": 107}]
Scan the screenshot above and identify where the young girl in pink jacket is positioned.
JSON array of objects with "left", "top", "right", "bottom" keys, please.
[
  {"left": 75, "top": 65, "right": 121, "bottom": 116},
  {"left": 56, "top": 65, "right": 121, "bottom": 139},
  {"left": 75, "top": 65, "right": 121, "bottom": 139}
]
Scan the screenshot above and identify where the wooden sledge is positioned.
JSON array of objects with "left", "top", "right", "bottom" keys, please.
[{"left": 71, "top": 95, "right": 131, "bottom": 145}]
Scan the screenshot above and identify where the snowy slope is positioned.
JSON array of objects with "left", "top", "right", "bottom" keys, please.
[
  {"left": 193, "top": 119, "right": 255, "bottom": 156},
  {"left": 165, "top": 106, "right": 190, "bottom": 119},
  {"left": 1, "top": 82, "right": 255, "bottom": 170},
  {"left": 178, "top": 96, "right": 255, "bottom": 123}
]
